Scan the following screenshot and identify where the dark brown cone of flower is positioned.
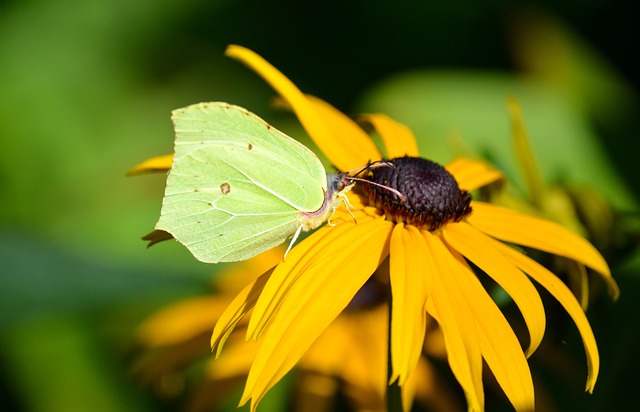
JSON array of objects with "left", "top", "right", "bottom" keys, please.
[{"left": 362, "top": 156, "right": 472, "bottom": 232}]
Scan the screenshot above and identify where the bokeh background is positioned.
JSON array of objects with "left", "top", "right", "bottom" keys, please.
[{"left": 1, "top": 0, "right": 638, "bottom": 411}]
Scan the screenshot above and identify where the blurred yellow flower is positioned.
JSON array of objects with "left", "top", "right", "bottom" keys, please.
[
  {"left": 135, "top": 248, "right": 460, "bottom": 412},
  {"left": 483, "top": 98, "right": 626, "bottom": 310}
]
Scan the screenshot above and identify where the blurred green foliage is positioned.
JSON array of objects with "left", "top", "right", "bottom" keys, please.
[{"left": 1, "top": 0, "right": 638, "bottom": 411}]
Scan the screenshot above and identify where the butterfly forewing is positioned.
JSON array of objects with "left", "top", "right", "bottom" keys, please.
[{"left": 155, "top": 102, "right": 329, "bottom": 263}]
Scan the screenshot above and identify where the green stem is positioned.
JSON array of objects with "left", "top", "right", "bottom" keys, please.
[
  {"left": 387, "top": 295, "right": 403, "bottom": 412},
  {"left": 386, "top": 378, "right": 403, "bottom": 412}
]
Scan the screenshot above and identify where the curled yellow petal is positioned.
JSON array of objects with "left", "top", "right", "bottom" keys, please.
[
  {"left": 468, "top": 201, "right": 619, "bottom": 300},
  {"left": 210, "top": 270, "right": 272, "bottom": 358},
  {"left": 225, "top": 45, "right": 379, "bottom": 171},
  {"left": 488, "top": 238, "right": 601, "bottom": 393},
  {"left": 357, "top": 113, "right": 419, "bottom": 158},
  {"left": 126, "top": 154, "right": 173, "bottom": 175},
  {"left": 445, "top": 157, "right": 503, "bottom": 192},
  {"left": 389, "top": 224, "right": 429, "bottom": 385},
  {"left": 444, "top": 243, "right": 535, "bottom": 411},
  {"left": 443, "top": 222, "right": 546, "bottom": 356}
]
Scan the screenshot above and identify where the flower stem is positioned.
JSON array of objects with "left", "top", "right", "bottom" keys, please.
[
  {"left": 386, "top": 378, "right": 403, "bottom": 412},
  {"left": 387, "top": 296, "right": 403, "bottom": 412}
]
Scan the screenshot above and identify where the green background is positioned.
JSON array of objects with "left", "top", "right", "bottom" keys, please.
[{"left": 1, "top": 0, "right": 638, "bottom": 410}]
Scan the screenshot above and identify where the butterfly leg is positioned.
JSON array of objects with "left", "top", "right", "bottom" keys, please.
[{"left": 283, "top": 224, "right": 304, "bottom": 261}]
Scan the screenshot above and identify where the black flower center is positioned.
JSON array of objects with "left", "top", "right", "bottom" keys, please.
[{"left": 361, "top": 156, "right": 472, "bottom": 231}]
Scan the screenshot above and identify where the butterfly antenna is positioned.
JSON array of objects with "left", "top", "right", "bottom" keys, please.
[
  {"left": 368, "top": 159, "right": 396, "bottom": 170},
  {"left": 346, "top": 176, "right": 406, "bottom": 203},
  {"left": 346, "top": 160, "right": 395, "bottom": 178}
]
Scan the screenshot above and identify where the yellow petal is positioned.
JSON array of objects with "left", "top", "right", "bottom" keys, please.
[
  {"left": 139, "top": 296, "right": 228, "bottom": 347},
  {"left": 299, "top": 316, "right": 353, "bottom": 377},
  {"left": 247, "top": 211, "right": 380, "bottom": 340},
  {"left": 443, "top": 222, "right": 546, "bottom": 356},
  {"left": 306, "top": 96, "right": 382, "bottom": 171},
  {"left": 210, "top": 270, "right": 272, "bottom": 358},
  {"left": 389, "top": 223, "right": 430, "bottom": 385},
  {"left": 240, "top": 218, "right": 393, "bottom": 410},
  {"left": 356, "top": 113, "right": 419, "bottom": 158},
  {"left": 488, "top": 238, "right": 601, "bottom": 393},
  {"left": 468, "top": 201, "right": 619, "bottom": 299},
  {"left": 402, "top": 359, "right": 424, "bottom": 412},
  {"left": 445, "top": 157, "right": 503, "bottom": 192},
  {"left": 126, "top": 154, "right": 173, "bottom": 175},
  {"left": 205, "top": 336, "right": 257, "bottom": 379},
  {"left": 225, "top": 45, "right": 379, "bottom": 171},
  {"left": 444, "top": 242, "right": 535, "bottom": 411},
  {"left": 339, "top": 307, "right": 388, "bottom": 409},
  {"left": 569, "top": 261, "right": 590, "bottom": 311},
  {"left": 422, "top": 232, "right": 484, "bottom": 411},
  {"left": 302, "top": 305, "right": 388, "bottom": 410}
]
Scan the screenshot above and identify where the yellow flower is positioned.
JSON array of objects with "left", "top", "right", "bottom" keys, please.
[
  {"left": 203, "top": 46, "right": 620, "bottom": 412},
  {"left": 131, "top": 45, "right": 619, "bottom": 411},
  {"left": 135, "top": 248, "right": 458, "bottom": 412}
]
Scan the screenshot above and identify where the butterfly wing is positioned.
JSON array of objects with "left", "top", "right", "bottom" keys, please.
[{"left": 155, "top": 102, "right": 328, "bottom": 263}]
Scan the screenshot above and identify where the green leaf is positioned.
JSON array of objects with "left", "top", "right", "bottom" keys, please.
[{"left": 359, "top": 71, "right": 635, "bottom": 209}]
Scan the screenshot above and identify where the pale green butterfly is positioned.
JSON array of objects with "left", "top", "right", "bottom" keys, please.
[{"left": 154, "top": 102, "right": 356, "bottom": 263}]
